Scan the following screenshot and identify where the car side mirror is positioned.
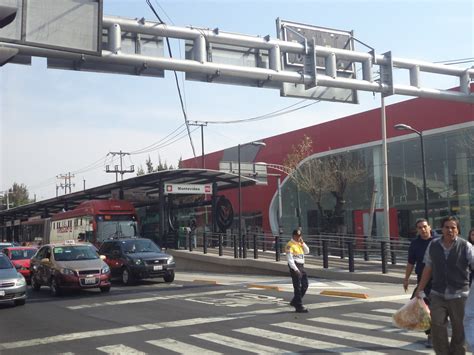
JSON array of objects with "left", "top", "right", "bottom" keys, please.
[{"left": 100, "top": 255, "right": 106, "bottom": 260}]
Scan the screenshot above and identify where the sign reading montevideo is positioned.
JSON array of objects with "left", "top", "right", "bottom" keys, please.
[{"left": 164, "top": 183, "right": 212, "bottom": 195}]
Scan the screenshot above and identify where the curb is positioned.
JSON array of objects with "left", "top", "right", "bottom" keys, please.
[
  {"left": 320, "top": 290, "right": 369, "bottom": 299},
  {"left": 247, "top": 284, "right": 283, "bottom": 291}
]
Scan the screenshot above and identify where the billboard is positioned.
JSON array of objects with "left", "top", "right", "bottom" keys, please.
[
  {"left": 277, "top": 18, "right": 359, "bottom": 104},
  {"left": 0, "top": 0, "right": 102, "bottom": 55}
]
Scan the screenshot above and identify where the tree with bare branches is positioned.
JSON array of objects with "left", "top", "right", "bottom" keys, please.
[{"left": 284, "top": 136, "right": 366, "bottom": 232}]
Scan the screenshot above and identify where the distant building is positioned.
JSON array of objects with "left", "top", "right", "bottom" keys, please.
[{"left": 181, "top": 91, "right": 474, "bottom": 240}]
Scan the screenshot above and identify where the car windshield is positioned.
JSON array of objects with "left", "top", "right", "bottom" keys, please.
[
  {"left": 10, "top": 249, "right": 37, "bottom": 260},
  {"left": 0, "top": 256, "right": 13, "bottom": 269},
  {"left": 121, "top": 239, "right": 161, "bottom": 254},
  {"left": 53, "top": 246, "right": 99, "bottom": 261}
]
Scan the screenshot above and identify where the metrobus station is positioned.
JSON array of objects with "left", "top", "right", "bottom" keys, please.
[{"left": 0, "top": 170, "right": 258, "bottom": 247}]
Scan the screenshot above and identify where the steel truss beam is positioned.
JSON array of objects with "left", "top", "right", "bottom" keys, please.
[{"left": 1, "top": 15, "right": 473, "bottom": 103}]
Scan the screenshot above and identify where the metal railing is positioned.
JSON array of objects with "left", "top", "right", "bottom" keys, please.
[{"left": 169, "top": 230, "right": 411, "bottom": 274}]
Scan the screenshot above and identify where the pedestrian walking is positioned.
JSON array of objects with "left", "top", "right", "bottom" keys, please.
[
  {"left": 403, "top": 218, "right": 434, "bottom": 348},
  {"left": 416, "top": 216, "right": 474, "bottom": 355},
  {"left": 286, "top": 229, "right": 309, "bottom": 313}
]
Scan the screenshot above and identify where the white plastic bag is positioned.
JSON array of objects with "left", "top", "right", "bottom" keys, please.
[{"left": 392, "top": 297, "right": 431, "bottom": 331}]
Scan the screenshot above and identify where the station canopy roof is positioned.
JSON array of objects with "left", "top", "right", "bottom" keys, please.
[{"left": 0, "top": 169, "right": 257, "bottom": 222}]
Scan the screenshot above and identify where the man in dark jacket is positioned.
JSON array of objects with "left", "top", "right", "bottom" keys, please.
[
  {"left": 403, "top": 218, "right": 433, "bottom": 347},
  {"left": 417, "top": 216, "right": 474, "bottom": 355}
]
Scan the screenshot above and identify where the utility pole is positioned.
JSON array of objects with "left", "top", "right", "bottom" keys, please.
[
  {"left": 56, "top": 173, "right": 75, "bottom": 195},
  {"left": 106, "top": 151, "right": 134, "bottom": 181},
  {"left": 189, "top": 121, "right": 207, "bottom": 169}
]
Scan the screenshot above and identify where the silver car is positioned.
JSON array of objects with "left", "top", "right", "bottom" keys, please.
[{"left": 0, "top": 253, "right": 27, "bottom": 306}]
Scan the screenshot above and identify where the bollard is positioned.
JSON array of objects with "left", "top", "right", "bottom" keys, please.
[
  {"left": 275, "top": 235, "right": 280, "bottom": 261},
  {"left": 381, "top": 241, "right": 387, "bottom": 274},
  {"left": 390, "top": 240, "right": 397, "bottom": 265},
  {"left": 340, "top": 236, "right": 344, "bottom": 259},
  {"left": 233, "top": 234, "right": 238, "bottom": 258},
  {"left": 188, "top": 233, "right": 193, "bottom": 252},
  {"left": 322, "top": 240, "right": 329, "bottom": 269},
  {"left": 262, "top": 236, "right": 266, "bottom": 252},
  {"left": 253, "top": 234, "right": 258, "bottom": 259},
  {"left": 203, "top": 232, "right": 208, "bottom": 254},
  {"left": 317, "top": 235, "right": 321, "bottom": 256},
  {"left": 364, "top": 235, "right": 369, "bottom": 261},
  {"left": 347, "top": 241, "right": 355, "bottom": 272},
  {"left": 243, "top": 234, "right": 247, "bottom": 259},
  {"left": 218, "top": 234, "right": 223, "bottom": 256}
]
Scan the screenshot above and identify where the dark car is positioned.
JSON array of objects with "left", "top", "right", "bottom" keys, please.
[
  {"left": 99, "top": 238, "right": 175, "bottom": 285},
  {"left": 30, "top": 242, "right": 111, "bottom": 296}
]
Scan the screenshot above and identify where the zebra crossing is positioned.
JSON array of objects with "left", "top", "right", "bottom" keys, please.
[{"left": 96, "top": 306, "right": 431, "bottom": 354}]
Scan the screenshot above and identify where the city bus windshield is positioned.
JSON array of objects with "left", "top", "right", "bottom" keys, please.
[{"left": 97, "top": 220, "right": 138, "bottom": 242}]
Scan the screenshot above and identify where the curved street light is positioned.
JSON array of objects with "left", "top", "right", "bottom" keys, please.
[
  {"left": 394, "top": 123, "right": 428, "bottom": 220},
  {"left": 238, "top": 141, "right": 266, "bottom": 258}
]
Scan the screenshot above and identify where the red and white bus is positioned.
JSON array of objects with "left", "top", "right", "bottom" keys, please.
[{"left": 49, "top": 200, "right": 139, "bottom": 246}]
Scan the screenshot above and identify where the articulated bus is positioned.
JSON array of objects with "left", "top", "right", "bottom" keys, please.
[
  {"left": 49, "top": 200, "right": 139, "bottom": 246},
  {"left": 11, "top": 200, "right": 139, "bottom": 246}
]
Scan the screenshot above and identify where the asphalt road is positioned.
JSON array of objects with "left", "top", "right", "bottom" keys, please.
[{"left": 0, "top": 272, "right": 434, "bottom": 354}]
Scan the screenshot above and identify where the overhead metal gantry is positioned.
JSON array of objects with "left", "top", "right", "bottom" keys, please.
[{"left": 0, "top": 1, "right": 472, "bottom": 104}]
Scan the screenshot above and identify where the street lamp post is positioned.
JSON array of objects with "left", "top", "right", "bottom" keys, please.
[
  {"left": 394, "top": 123, "right": 428, "bottom": 220},
  {"left": 238, "top": 141, "right": 266, "bottom": 258}
]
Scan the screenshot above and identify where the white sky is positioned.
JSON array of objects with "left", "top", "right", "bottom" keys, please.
[{"left": 1, "top": 0, "right": 473, "bottom": 201}]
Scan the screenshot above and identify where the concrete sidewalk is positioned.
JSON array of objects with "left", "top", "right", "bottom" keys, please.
[{"left": 169, "top": 247, "right": 409, "bottom": 284}]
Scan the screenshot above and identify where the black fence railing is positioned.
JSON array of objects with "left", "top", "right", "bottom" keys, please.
[{"left": 167, "top": 231, "right": 411, "bottom": 274}]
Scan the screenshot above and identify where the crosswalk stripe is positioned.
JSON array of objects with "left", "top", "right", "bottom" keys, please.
[
  {"left": 192, "top": 332, "right": 294, "bottom": 354},
  {"left": 68, "top": 289, "right": 239, "bottom": 310},
  {"left": 309, "top": 317, "right": 425, "bottom": 340},
  {"left": 346, "top": 312, "right": 393, "bottom": 323},
  {"left": 275, "top": 322, "right": 432, "bottom": 353},
  {"left": 97, "top": 344, "right": 146, "bottom": 354},
  {"left": 372, "top": 308, "right": 397, "bottom": 314},
  {"left": 235, "top": 327, "right": 385, "bottom": 354},
  {"left": 147, "top": 338, "right": 222, "bottom": 354}
]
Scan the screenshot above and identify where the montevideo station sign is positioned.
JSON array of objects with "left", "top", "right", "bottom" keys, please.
[{"left": 164, "top": 183, "right": 212, "bottom": 195}]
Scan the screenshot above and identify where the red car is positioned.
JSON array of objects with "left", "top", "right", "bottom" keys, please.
[{"left": 2, "top": 247, "right": 38, "bottom": 283}]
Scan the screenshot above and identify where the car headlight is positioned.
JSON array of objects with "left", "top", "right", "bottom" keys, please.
[
  {"left": 167, "top": 256, "right": 174, "bottom": 264},
  {"left": 101, "top": 265, "right": 110, "bottom": 274},
  {"left": 60, "top": 268, "right": 76, "bottom": 276},
  {"left": 134, "top": 258, "right": 144, "bottom": 265},
  {"left": 15, "top": 277, "right": 26, "bottom": 287}
]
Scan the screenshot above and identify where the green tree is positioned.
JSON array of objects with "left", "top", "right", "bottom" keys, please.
[
  {"left": 136, "top": 165, "right": 145, "bottom": 176},
  {"left": 145, "top": 156, "right": 154, "bottom": 173},
  {"left": 1, "top": 182, "right": 32, "bottom": 209}
]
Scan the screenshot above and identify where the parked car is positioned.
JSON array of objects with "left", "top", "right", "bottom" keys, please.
[
  {"left": 0, "top": 242, "right": 14, "bottom": 249},
  {"left": 2, "top": 247, "right": 38, "bottom": 284},
  {"left": 30, "top": 241, "right": 111, "bottom": 296},
  {"left": 99, "top": 237, "right": 175, "bottom": 285},
  {"left": 0, "top": 253, "right": 27, "bottom": 306}
]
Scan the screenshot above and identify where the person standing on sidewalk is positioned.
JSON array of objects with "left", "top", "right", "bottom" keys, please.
[
  {"left": 403, "top": 218, "right": 434, "bottom": 348},
  {"left": 416, "top": 216, "right": 474, "bottom": 355},
  {"left": 286, "top": 229, "right": 310, "bottom": 313}
]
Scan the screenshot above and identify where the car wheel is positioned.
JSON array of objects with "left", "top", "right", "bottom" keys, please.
[
  {"left": 30, "top": 275, "right": 41, "bottom": 291},
  {"left": 50, "top": 278, "right": 62, "bottom": 297},
  {"left": 163, "top": 270, "right": 175, "bottom": 283},
  {"left": 122, "top": 268, "right": 134, "bottom": 285},
  {"left": 14, "top": 299, "right": 26, "bottom": 306},
  {"left": 100, "top": 286, "right": 111, "bottom": 293}
]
